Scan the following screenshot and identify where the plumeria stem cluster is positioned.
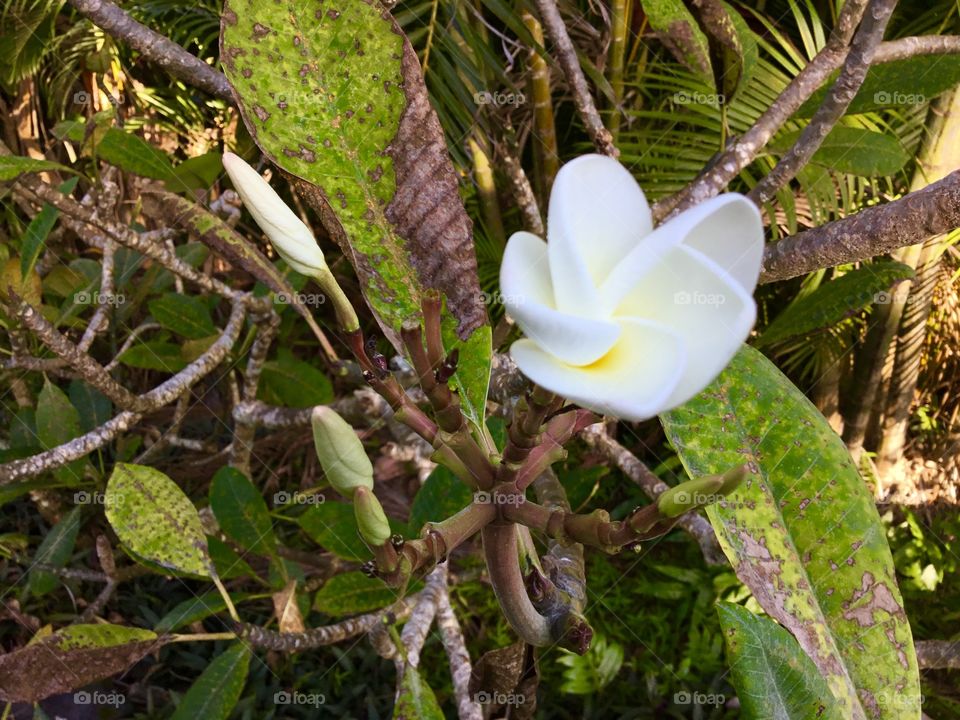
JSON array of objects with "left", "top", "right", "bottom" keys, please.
[{"left": 224, "top": 153, "right": 750, "bottom": 654}]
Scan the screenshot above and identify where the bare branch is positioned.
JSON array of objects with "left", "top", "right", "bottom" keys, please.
[
  {"left": 759, "top": 170, "right": 960, "bottom": 283},
  {"left": 400, "top": 564, "right": 448, "bottom": 669},
  {"left": 436, "top": 588, "right": 482, "bottom": 720},
  {"left": 749, "top": 0, "right": 897, "bottom": 205},
  {"left": 67, "top": 0, "right": 233, "bottom": 102},
  {"left": 13, "top": 298, "right": 146, "bottom": 411},
  {"left": 532, "top": 0, "right": 617, "bottom": 157},
  {"left": 652, "top": 0, "right": 869, "bottom": 220},
  {"left": 0, "top": 300, "right": 247, "bottom": 484}
]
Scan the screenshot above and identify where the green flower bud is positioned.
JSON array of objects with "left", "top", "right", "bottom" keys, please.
[
  {"left": 353, "top": 486, "right": 391, "bottom": 547},
  {"left": 311, "top": 407, "right": 373, "bottom": 498},
  {"left": 657, "top": 464, "right": 747, "bottom": 518}
]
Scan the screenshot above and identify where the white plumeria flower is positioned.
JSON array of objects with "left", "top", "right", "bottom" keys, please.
[
  {"left": 500, "top": 154, "right": 763, "bottom": 421},
  {"left": 222, "top": 152, "right": 328, "bottom": 277}
]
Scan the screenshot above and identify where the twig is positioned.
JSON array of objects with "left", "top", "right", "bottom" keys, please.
[
  {"left": 532, "top": 0, "right": 617, "bottom": 157},
  {"left": 500, "top": 144, "right": 545, "bottom": 235},
  {"left": 231, "top": 309, "right": 281, "bottom": 474},
  {"left": 399, "top": 564, "right": 448, "bottom": 669},
  {"left": 759, "top": 170, "right": 960, "bottom": 283},
  {"left": 748, "top": 0, "right": 897, "bottom": 205},
  {"left": 77, "top": 240, "right": 115, "bottom": 352},
  {"left": 652, "top": 0, "right": 870, "bottom": 219},
  {"left": 435, "top": 587, "right": 482, "bottom": 720},
  {"left": 0, "top": 300, "right": 247, "bottom": 483},
  {"left": 12, "top": 298, "right": 146, "bottom": 411},
  {"left": 67, "top": 0, "right": 233, "bottom": 102},
  {"left": 580, "top": 424, "right": 725, "bottom": 565},
  {"left": 235, "top": 595, "right": 417, "bottom": 652}
]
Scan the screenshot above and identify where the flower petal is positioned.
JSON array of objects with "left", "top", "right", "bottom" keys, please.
[
  {"left": 502, "top": 231, "right": 620, "bottom": 366},
  {"left": 547, "top": 155, "right": 652, "bottom": 314},
  {"left": 676, "top": 194, "right": 763, "bottom": 293},
  {"left": 598, "top": 193, "right": 764, "bottom": 315},
  {"left": 608, "top": 244, "right": 755, "bottom": 410},
  {"left": 510, "top": 318, "right": 686, "bottom": 421}
]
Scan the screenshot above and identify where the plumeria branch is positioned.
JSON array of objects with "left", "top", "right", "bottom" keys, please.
[
  {"left": 67, "top": 0, "right": 233, "bottom": 102},
  {"left": 748, "top": 0, "right": 897, "bottom": 205},
  {"left": 759, "top": 169, "right": 960, "bottom": 283},
  {"left": 531, "top": 0, "right": 617, "bottom": 157}
]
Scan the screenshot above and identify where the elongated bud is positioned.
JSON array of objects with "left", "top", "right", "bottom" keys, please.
[
  {"left": 353, "top": 486, "right": 391, "bottom": 547},
  {"left": 311, "top": 407, "right": 373, "bottom": 498},
  {"left": 222, "top": 152, "right": 359, "bottom": 331},
  {"left": 222, "top": 152, "right": 328, "bottom": 276},
  {"left": 657, "top": 464, "right": 747, "bottom": 518}
]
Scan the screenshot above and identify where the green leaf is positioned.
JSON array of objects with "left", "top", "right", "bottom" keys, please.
[
  {"left": 442, "top": 320, "right": 492, "bottom": 433},
  {"left": 771, "top": 126, "right": 910, "bottom": 176},
  {"left": 0, "top": 624, "right": 160, "bottom": 703},
  {"left": 20, "top": 204, "right": 58, "bottom": 279},
  {"left": 169, "top": 151, "right": 224, "bottom": 191},
  {"left": 118, "top": 340, "right": 189, "bottom": 372},
  {"left": 298, "top": 501, "right": 367, "bottom": 561},
  {"left": 392, "top": 666, "right": 445, "bottom": 720},
  {"left": 36, "top": 379, "right": 85, "bottom": 484},
  {"left": 221, "top": 0, "right": 486, "bottom": 349},
  {"left": 409, "top": 466, "right": 473, "bottom": 530},
  {"left": 796, "top": 55, "right": 960, "bottom": 117},
  {"left": 170, "top": 643, "right": 250, "bottom": 720},
  {"left": 718, "top": 603, "right": 842, "bottom": 720},
  {"left": 27, "top": 506, "right": 82, "bottom": 596},
  {"left": 155, "top": 591, "right": 258, "bottom": 633},
  {"left": 148, "top": 293, "right": 217, "bottom": 339},
  {"left": 93, "top": 128, "right": 178, "bottom": 182},
  {"left": 661, "top": 346, "right": 919, "bottom": 719},
  {"left": 314, "top": 571, "right": 401, "bottom": 616},
  {"left": 640, "top": 0, "right": 713, "bottom": 86},
  {"left": 105, "top": 463, "right": 214, "bottom": 578},
  {"left": 208, "top": 534, "right": 258, "bottom": 580},
  {"left": 258, "top": 349, "right": 333, "bottom": 408},
  {"left": 757, "top": 262, "right": 915, "bottom": 348},
  {"left": 69, "top": 379, "right": 113, "bottom": 434},
  {"left": 209, "top": 466, "right": 277, "bottom": 557},
  {"left": 0, "top": 155, "right": 72, "bottom": 181}
]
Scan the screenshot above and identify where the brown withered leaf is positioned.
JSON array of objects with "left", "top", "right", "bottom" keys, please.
[{"left": 0, "top": 624, "right": 166, "bottom": 703}]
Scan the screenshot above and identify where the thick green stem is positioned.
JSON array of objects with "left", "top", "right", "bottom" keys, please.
[{"left": 607, "top": 0, "right": 630, "bottom": 143}]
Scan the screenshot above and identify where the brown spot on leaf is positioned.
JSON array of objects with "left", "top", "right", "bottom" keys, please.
[
  {"left": 843, "top": 572, "right": 905, "bottom": 627},
  {"left": 251, "top": 22, "right": 271, "bottom": 41},
  {"left": 253, "top": 104, "right": 270, "bottom": 122}
]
